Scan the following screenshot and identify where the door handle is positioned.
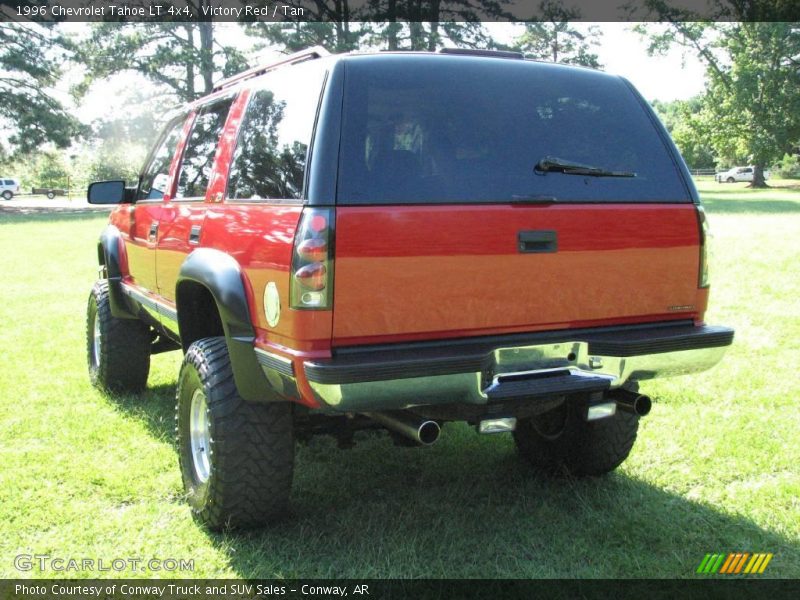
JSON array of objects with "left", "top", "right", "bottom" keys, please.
[
  {"left": 518, "top": 230, "right": 557, "bottom": 253},
  {"left": 189, "top": 225, "right": 201, "bottom": 245},
  {"left": 149, "top": 222, "right": 158, "bottom": 242}
]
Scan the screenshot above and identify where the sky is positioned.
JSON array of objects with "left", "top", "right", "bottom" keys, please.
[{"left": 72, "top": 23, "right": 708, "bottom": 126}]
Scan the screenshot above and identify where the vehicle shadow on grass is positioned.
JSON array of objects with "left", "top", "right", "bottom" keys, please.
[
  {"left": 107, "top": 383, "right": 178, "bottom": 447},
  {"left": 702, "top": 198, "right": 800, "bottom": 214},
  {"left": 106, "top": 389, "right": 798, "bottom": 578},
  {"left": 211, "top": 429, "right": 797, "bottom": 578}
]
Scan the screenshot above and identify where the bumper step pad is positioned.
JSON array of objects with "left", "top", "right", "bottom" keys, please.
[{"left": 484, "top": 371, "right": 612, "bottom": 401}]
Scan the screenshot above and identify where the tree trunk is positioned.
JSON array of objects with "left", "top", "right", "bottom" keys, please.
[
  {"left": 427, "top": 0, "right": 441, "bottom": 51},
  {"left": 385, "top": 0, "right": 399, "bottom": 50},
  {"left": 198, "top": 21, "right": 214, "bottom": 96},
  {"left": 749, "top": 164, "right": 769, "bottom": 188},
  {"left": 409, "top": 22, "right": 425, "bottom": 50},
  {"left": 185, "top": 24, "right": 196, "bottom": 101}
]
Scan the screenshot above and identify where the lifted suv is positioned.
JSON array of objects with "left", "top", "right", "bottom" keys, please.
[{"left": 86, "top": 48, "right": 733, "bottom": 530}]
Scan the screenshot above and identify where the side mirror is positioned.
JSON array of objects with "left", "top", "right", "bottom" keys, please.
[{"left": 87, "top": 180, "right": 126, "bottom": 205}]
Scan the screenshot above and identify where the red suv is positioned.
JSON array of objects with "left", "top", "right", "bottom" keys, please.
[{"left": 86, "top": 47, "right": 733, "bottom": 530}]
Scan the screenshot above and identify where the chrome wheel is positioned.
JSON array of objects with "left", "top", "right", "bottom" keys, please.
[
  {"left": 190, "top": 389, "right": 212, "bottom": 483},
  {"left": 92, "top": 313, "right": 102, "bottom": 367}
]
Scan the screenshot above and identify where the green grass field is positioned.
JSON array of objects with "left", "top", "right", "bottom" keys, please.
[{"left": 1, "top": 179, "right": 798, "bottom": 579}]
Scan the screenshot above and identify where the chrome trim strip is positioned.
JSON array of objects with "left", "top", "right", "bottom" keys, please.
[
  {"left": 254, "top": 348, "right": 295, "bottom": 377},
  {"left": 306, "top": 342, "right": 730, "bottom": 412},
  {"left": 120, "top": 282, "right": 178, "bottom": 324}
]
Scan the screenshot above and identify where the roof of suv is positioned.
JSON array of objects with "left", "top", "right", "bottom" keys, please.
[{"left": 187, "top": 48, "right": 621, "bottom": 111}]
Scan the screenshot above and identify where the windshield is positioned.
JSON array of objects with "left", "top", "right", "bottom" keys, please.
[{"left": 337, "top": 56, "right": 690, "bottom": 204}]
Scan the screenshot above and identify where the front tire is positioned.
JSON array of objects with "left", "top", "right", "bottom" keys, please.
[
  {"left": 513, "top": 397, "right": 639, "bottom": 476},
  {"left": 176, "top": 337, "right": 294, "bottom": 530},
  {"left": 1, "top": 190, "right": 12, "bottom": 200},
  {"left": 726, "top": 177, "right": 735, "bottom": 183},
  {"left": 87, "top": 280, "right": 151, "bottom": 392}
]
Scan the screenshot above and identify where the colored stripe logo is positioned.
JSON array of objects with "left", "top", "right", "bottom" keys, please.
[{"left": 696, "top": 552, "right": 773, "bottom": 574}]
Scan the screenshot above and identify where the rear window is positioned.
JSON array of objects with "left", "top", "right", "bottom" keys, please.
[{"left": 337, "top": 56, "right": 689, "bottom": 204}]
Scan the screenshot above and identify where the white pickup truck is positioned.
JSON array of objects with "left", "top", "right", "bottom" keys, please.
[{"left": 715, "top": 166, "right": 770, "bottom": 183}]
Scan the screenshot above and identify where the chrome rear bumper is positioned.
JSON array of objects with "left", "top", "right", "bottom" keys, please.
[{"left": 299, "top": 322, "right": 734, "bottom": 412}]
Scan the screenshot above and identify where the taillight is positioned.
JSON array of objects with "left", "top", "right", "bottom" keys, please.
[
  {"left": 696, "top": 205, "right": 710, "bottom": 288},
  {"left": 290, "top": 208, "right": 333, "bottom": 309}
]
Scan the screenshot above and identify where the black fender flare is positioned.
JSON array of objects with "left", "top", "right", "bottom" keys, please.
[
  {"left": 98, "top": 225, "right": 137, "bottom": 319},
  {"left": 176, "top": 248, "right": 277, "bottom": 403}
]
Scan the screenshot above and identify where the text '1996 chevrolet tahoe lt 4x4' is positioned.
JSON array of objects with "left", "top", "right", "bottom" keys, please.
[{"left": 86, "top": 47, "right": 734, "bottom": 530}]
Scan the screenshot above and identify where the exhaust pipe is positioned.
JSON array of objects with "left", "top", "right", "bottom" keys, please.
[
  {"left": 612, "top": 389, "right": 652, "bottom": 417},
  {"left": 366, "top": 411, "right": 441, "bottom": 445}
]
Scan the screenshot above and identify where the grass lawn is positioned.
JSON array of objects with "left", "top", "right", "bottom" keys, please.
[{"left": 1, "top": 180, "right": 798, "bottom": 579}]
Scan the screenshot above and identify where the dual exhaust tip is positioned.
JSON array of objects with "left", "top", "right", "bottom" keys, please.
[{"left": 368, "top": 391, "right": 652, "bottom": 443}]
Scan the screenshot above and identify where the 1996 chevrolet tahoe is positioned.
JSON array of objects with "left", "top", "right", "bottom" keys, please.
[{"left": 86, "top": 47, "right": 734, "bottom": 530}]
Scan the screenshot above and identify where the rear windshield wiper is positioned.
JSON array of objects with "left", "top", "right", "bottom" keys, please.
[{"left": 534, "top": 156, "right": 636, "bottom": 178}]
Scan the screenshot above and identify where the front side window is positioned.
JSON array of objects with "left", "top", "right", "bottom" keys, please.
[
  {"left": 226, "top": 61, "right": 327, "bottom": 201},
  {"left": 175, "top": 97, "right": 234, "bottom": 199},
  {"left": 137, "top": 117, "right": 185, "bottom": 201}
]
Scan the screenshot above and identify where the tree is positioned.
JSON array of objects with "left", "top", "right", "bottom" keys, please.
[
  {"left": 651, "top": 98, "right": 716, "bottom": 169},
  {"left": 0, "top": 24, "right": 82, "bottom": 160},
  {"left": 637, "top": 16, "right": 800, "bottom": 187},
  {"left": 76, "top": 21, "right": 248, "bottom": 103},
  {"left": 248, "top": 1, "right": 507, "bottom": 54},
  {"left": 513, "top": 0, "right": 602, "bottom": 67}
]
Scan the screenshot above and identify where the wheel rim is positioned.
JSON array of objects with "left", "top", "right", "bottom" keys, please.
[
  {"left": 92, "top": 312, "right": 102, "bottom": 367},
  {"left": 189, "top": 389, "right": 212, "bottom": 483}
]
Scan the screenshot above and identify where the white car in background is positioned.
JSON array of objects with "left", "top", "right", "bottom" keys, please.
[
  {"left": 1, "top": 178, "right": 20, "bottom": 199},
  {"left": 715, "top": 166, "right": 770, "bottom": 183}
]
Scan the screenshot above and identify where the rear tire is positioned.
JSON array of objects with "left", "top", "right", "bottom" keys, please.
[
  {"left": 513, "top": 397, "right": 639, "bottom": 476},
  {"left": 87, "top": 280, "right": 151, "bottom": 392},
  {"left": 176, "top": 337, "right": 294, "bottom": 530},
  {"left": 726, "top": 177, "right": 735, "bottom": 183}
]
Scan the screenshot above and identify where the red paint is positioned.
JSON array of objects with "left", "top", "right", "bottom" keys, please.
[
  {"left": 332, "top": 204, "right": 703, "bottom": 345},
  {"left": 100, "top": 79, "right": 711, "bottom": 410}
]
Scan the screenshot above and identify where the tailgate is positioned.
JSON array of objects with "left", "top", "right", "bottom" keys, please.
[{"left": 331, "top": 203, "right": 701, "bottom": 345}]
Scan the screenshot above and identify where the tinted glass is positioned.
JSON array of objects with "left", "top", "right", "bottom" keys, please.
[
  {"left": 137, "top": 118, "right": 184, "bottom": 201},
  {"left": 227, "top": 61, "right": 327, "bottom": 201},
  {"left": 338, "top": 56, "right": 689, "bottom": 204},
  {"left": 176, "top": 97, "right": 234, "bottom": 199}
]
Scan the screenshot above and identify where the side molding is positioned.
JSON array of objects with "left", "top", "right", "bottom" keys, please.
[
  {"left": 177, "top": 249, "right": 277, "bottom": 403},
  {"left": 98, "top": 225, "right": 137, "bottom": 319}
]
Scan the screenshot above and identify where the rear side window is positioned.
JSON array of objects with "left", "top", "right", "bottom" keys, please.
[
  {"left": 137, "top": 117, "right": 184, "bottom": 201},
  {"left": 176, "top": 97, "right": 234, "bottom": 199},
  {"left": 338, "top": 57, "right": 689, "bottom": 204},
  {"left": 226, "top": 61, "right": 327, "bottom": 201}
]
